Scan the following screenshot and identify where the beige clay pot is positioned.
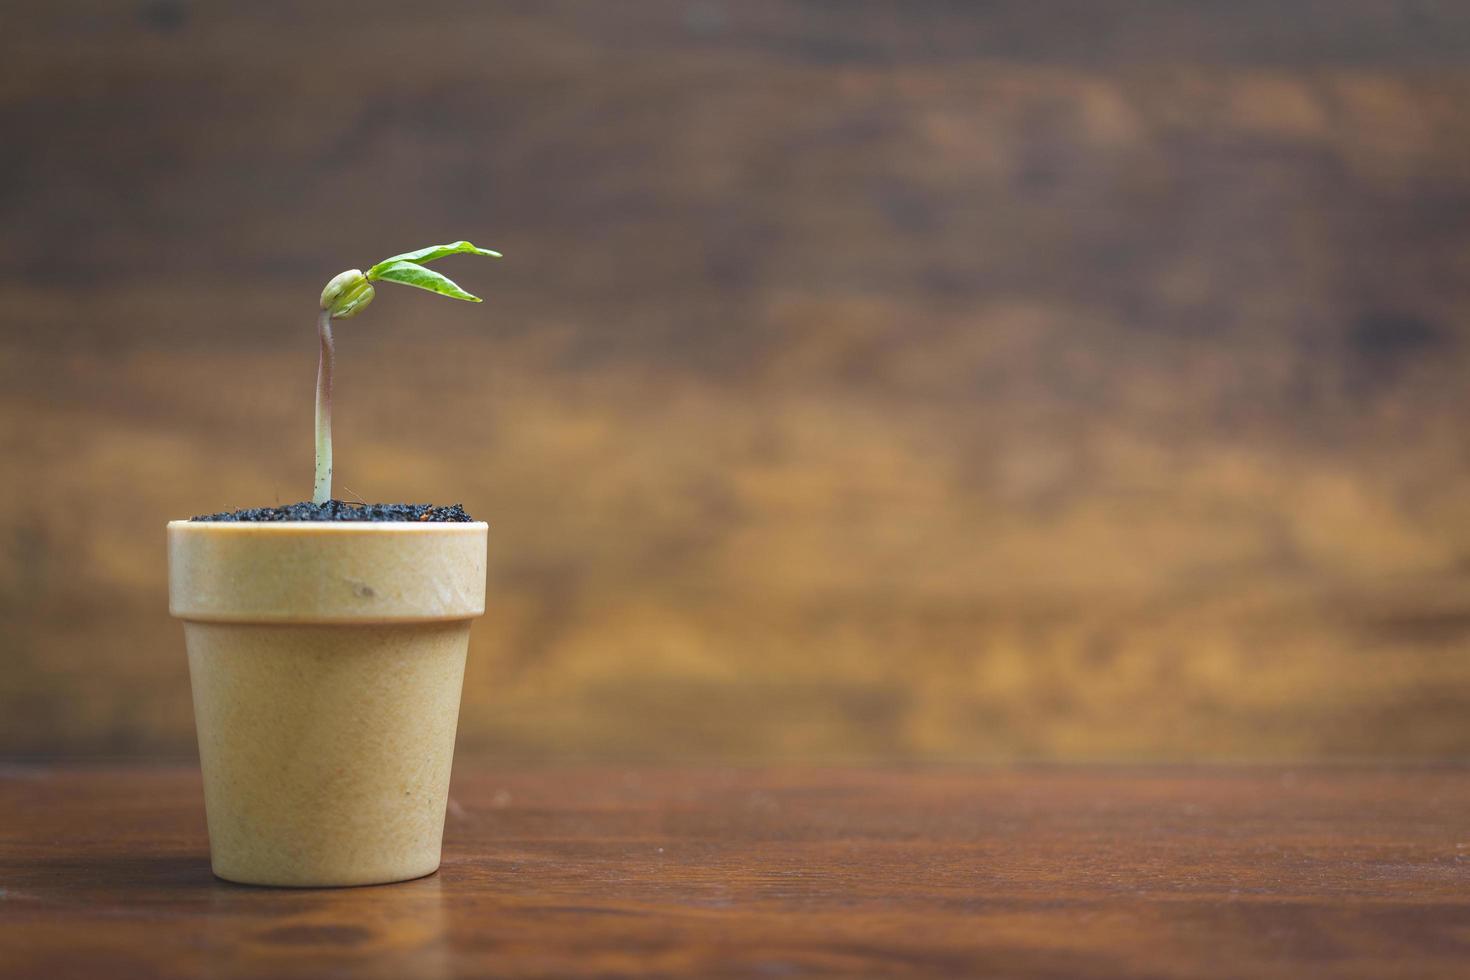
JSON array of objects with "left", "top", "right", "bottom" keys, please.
[{"left": 167, "top": 520, "right": 487, "bottom": 887}]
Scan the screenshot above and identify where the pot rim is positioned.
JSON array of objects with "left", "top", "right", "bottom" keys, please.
[
  {"left": 168, "top": 519, "right": 488, "bottom": 622},
  {"left": 168, "top": 520, "right": 489, "bottom": 531}
]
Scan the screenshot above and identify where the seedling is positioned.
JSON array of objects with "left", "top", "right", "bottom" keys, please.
[{"left": 314, "top": 241, "right": 501, "bottom": 503}]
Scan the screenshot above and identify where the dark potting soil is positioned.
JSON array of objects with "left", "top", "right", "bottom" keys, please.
[{"left": 191, "top": 501, "right": 475, "bottom": 522}]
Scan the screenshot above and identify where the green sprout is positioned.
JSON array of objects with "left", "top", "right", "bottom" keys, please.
[{"left": 313, "top": 241, "right": 501, "bottom": 504}]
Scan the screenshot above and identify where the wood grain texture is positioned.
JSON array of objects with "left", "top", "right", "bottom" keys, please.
[
  {"left": 1, "top": 766, "right": 1468, "bottom": 979},
  {"left": 5, "top": 2, "right": 1470, "bottom": 760}
]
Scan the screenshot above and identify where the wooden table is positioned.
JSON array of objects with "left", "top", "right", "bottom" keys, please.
[{"left": 1, "top": 767, "right": 1466, "bottom": 978}]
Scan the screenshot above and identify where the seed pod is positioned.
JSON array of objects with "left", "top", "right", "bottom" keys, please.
[{"left": 319, "top": 269, "right": 375, "bottom": 320}]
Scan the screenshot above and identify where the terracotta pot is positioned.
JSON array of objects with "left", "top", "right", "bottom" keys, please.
[{"left": 167, "top": 520, "right": 487, "bottom": 887}]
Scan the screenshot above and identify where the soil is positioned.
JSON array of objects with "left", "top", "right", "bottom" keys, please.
[{"left": 191, "top": 501, "right": 475, "bottom": 522}]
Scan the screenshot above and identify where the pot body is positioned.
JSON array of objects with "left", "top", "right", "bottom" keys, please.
[{"left": 167, "top": 521, "right": 487, "bottom": 887}]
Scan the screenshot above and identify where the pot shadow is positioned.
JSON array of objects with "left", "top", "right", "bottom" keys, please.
[
  {"left": 6, "top": 851, "right": 454, "bottom": 978},
  {"left": 6, "top": 851, "right": 450, "bottom": 895},
  {"left": 4, "top": 852, "right": 217, "bottom": 898}
]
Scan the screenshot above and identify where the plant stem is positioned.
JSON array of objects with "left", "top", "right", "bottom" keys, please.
[{"left": 313, "top": 309, "right": 334, "bottom": 504}]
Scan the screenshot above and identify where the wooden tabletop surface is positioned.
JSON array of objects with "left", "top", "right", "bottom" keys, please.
[{"left": 1, "top": 766, "right": 1466, "bottom": 979}]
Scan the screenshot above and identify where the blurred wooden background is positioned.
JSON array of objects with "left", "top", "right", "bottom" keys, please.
[{"left": 4, "top": 1, "right": 1470, "bottom": 761}]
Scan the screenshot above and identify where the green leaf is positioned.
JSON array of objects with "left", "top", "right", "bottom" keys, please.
[
  {"left": 367, "top": 241, "right": 501, "bottom": 280},
  {"left": 369, "top": 260, "right": 482, "bottom": 302}
]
